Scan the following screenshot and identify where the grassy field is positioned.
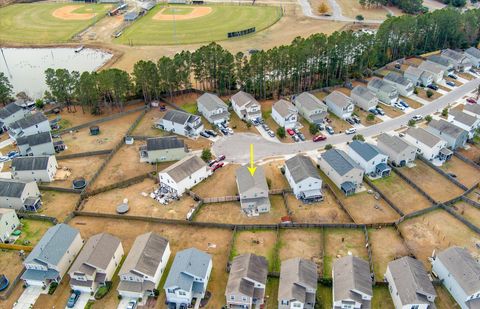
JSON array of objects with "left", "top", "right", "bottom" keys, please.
[
  {"left": 116, "top": 4, "right": 282, "bottom": 45},
  {"left": 0, "top": 3, "right": 110, "bottom": 43}
]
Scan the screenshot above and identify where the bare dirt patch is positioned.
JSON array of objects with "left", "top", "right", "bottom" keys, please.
[
  {"left": 191, "top": 163, "right": 240, "bottom": 198},
  {"left": 439, "top": 156, "right": 480, "bottom": 188},
  {"left": 381, "top": 103, "right": 404, "bottom": 118},
  {"left": 263, "top": 160, "right": 290, "bottom": 190},
  {"left": 458, "top": 144, "right": 480, "bottom": 163},
  {"left": 435, "top": 286, "right": 461, "bottom": 309},
  {"left": 400, "top": 96, "right": 423, "bottom": 109},
  {"left": 233, "top": 230, "right": 277, "bottom": 271},
  {"left": 130, "top": 107, "right": 170, "bottom": 136},
  {"left": 50, "top": 155, "right": 108, "bottom": 189},
  {"left": 450, "top": 201, "right": 480, "bottom": 227},
  {"left": 278, "top": 229, "right": 323, "bottom": 274},
  {"left": 152, "top": 6, "right": 213, "bottom": 21},
  {"left": 286, "top": 192, "right": 352, "bottom": 223},
  {"left": 16, "top": 219, "right": 53, "bottom": 246},
  {"left": 0, "top": 250, "right": 24, "bottom": 286},
  {"left": 52, "top": 5, "right": 96, "bottom": 20},
  {"left": 39, "top": 191, "right": 80, "bottom": 220}
]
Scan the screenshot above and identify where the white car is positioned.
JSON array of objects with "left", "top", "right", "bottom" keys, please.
[
  {"left": 345, "top": 128, "right": 356, "bottom": 135},
  {"left": 227, "top": 127, "right": 234, "bottom": 135},
  {"left": 412, "top": 115, "right": 423, "bottom": 121},
  {"left": 394, "top": 103, "right": 405, "bottom": 111},
  {"left": 0, "top": 156, "right": 9, "bottom": 163}
]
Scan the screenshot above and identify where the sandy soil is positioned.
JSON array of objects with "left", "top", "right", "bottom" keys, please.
[
  {"left": 458, "top": 144, "right": 480, "bottom": 163},
  {"left": 400, "top": 96, "right": 423, "bottom": 109},
  {"left": 233, "top": 230, "right": 277, "bottom": 271},
  {"left": 130, "top": 107, "right": 170, "bottom": 136},
  {"left": 336, "top": 0, "right": 391, "bottom": 20},
  {"left": 263, "top": 160, "right": 290, "bottom": 190},
  {"left": 381, "top": 103, "right": 404, "bottom": 118},
  {"left": 153, "top": 6, "right": 213, "bottom": 21},
  {"left": 439, "top": 156, "right": 480, "bottom": 188},
  {"left": 40, "top": 190, "right": 81, "bottom": 220},
  {"left": 0, "top": 250, "right": 24, "bottom": 286},
  {"left": 467, "top": 186, "right": 480, "bottom": 202},
  {"left": 191, "top": 163, "right": 240, "bottom": 198},
  {"left": 286, "top": 192, "right": 352, "bottom": 223},
  {"left": 50, "top": 155, "right": 107, "bottom": 189},
  {"left": 52, "top": 5, "right": 95, "bottom": 20},
  {"left": 278, "top": 229, "right": 323, "bottom": 274},
  {"left": 451, "top": 201, "right": 480, "bottom": 227}
]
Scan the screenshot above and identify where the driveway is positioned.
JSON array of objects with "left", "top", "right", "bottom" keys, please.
[
  {"left": 66, "top": 292, "right": 92, "bottom": 309},
  {"left": 13, "top": 286, "right": 44, "bottom": 309}
]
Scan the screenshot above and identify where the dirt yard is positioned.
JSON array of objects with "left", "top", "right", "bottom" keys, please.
[
  {"left": 467, "top": 186, "right": 480, "bottom": 203},
  {"left": 439, "top": 156, "right": 480, "bottom": 188},
  {"left": 130, "top": 106, "right": 170, "bottom": 136},
  {"left": 372, "top": 173, "right": 434, "bottom": 214},
  {"left": 458, "top": 144, "right": 480, "bottom": 163},
  {"left": 450, "top": 201, "right": 480, "bottom": 227},
  {"left": 50, "top": 155, "right": 108, "bottom": 189},
  {"left": 229, "top": 113, "right": 261, "bottom": 135},
  {"left": 435, "top": 286, "right": 461, "bottom": 309},
  {"left": 40, "top": 190, "right": 81, "bottom": 220},
  {"left": 355, "top": 107, "right": 382, "bottom": 126},
  {"left": 263, "top": 160, "right": 290, "bottom": 190},
  {"left": 278, "top": 229, "right": 323, "bottom": 274},
  {"left": 233, "top": 230, "right": 277, "bottom": 271},
  {"left": 335, "top": 0, "right": 391, "bottom": 19},
  {"left": 416, "top": 88, "right": 442, "bottom": 101},
  {"left": 191, "top": 163, "right": 240, "bottom": 198},
  {"left": 15, "top": 219, "right": 53, "bottom": 246},
  {"left": 326, "top": 112, "right": 351, "bottom": 133},
  {"left": 286, "top": 192, "right": 352, "bottom": 224},
  {"left": 0, "top": 249, "right": 24, "bottom": 286},
  {"left": 380, "top": 103, "right": 404, "bottom": 118},
  {"left": 400, "top": 96, "right": 423, "bottom": 109}
]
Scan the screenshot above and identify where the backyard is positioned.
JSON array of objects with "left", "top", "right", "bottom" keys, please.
[
  {"left": 15, "top": 219, "right": 53, "bottom": 246},
  {"left": 278, "top": 229, "right": 323, "bottom": 274},
  {"left": 232, "top": 230, "right": 277, "bottom": 271},
  {"left": 39, "top": 191, "right": 81, "bottom": 220},
  {"left": 51, "top": 155, "right": 108, "bottom": 189},
  {"left": 439, "top": 156, "right": 480, "bottom": 188}
]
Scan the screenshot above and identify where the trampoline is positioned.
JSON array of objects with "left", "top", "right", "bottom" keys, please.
[
  {"left": 116, "top": 203, "right": 129, "bottom": 214},
  {"left": 0, "top": 275, "right": 9, "bottom": 291},
  {"left": 72, "top": 178, "right": 87, "bottom": 190},
  {"left": 90, "top": 126, "right": 100, "bottom": 135}
]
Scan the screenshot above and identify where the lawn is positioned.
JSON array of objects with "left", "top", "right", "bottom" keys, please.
[
  {"left": 439, "top": 156, "right": 480, "bottom": 188},
  {"left": 232, "top": 230, "right": 277, "bottom": 271},
  {"left": 15, "top": 219, "right": 53, "bottom": 246},
  {"left": 372, "top": 286, "right": 395, "bottom": 308},
  {"left": 278, "top": 229, "right": 323, "bottom": 274},
  {"left": 181, "top": 102, "right": 198, "bottom": 114}
]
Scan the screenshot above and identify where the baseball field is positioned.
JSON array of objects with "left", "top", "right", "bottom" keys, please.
[{"left": 0, "top": 3, "right": 110, "bottom": 43}]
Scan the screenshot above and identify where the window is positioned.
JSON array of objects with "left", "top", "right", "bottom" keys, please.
[
  {"left": 280, "top": 300, "right": 289, "bottom": 305},
  {"left": 179, "top": 291, "right": 186, "bottom": 296},
  {"left": 411, "top": 306, "right": 419, "bottom": 309},
  {"left": 230, "top": 295, "right": 235, "bottom": 301}
]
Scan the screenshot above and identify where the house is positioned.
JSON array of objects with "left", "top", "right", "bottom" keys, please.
[
  {"left": 235, "top": 165, "right": 271, "bottom": 215},
  {"left": 293, "top": 92, "right": 328, "bottom": 125},
  {"left": 279, "top": 258, "right": 318, "bottom": 309},
  {"left": 426, "top": 119, "right": 468, "bottom": 150},
  {"left": 404, "top": 66, "right": 434, "bottom": 86},
  {"left": 385, "top": 256, "right": 437, "bottom": 309},
  {"left": 271, "top": 99, "right": 298, "bottom": 129},
  {"left": 324, "top": 91, "right": 354, "bottom": 119},
  {"left": 230, "top": 91, "right": 262, "bottom": 122},
  {"left": 441, "top": 49, "right": 472, "bottom": 72},
  {"left": 463, "top": 103, "right": 480, "bottom": 119},
  {"left": 21, "top": 224, "right": 83, "bottom": 288},
  {"left": 0, "top": 209, "right": 20, "bottom": 243},
  {"left": 0, "top": 102, "right": 28, "bottom": 128},
  {"left": 350, "top": 86, "right": 378, "bottom": 111},
  {"left": 431, "top": 247, "right": 480, "bottom": 309},
  {"left": 404, "top": 127, "right": 451, "bottom": 161},
  {"left": 427, "top": 55, "right": 454, "bottom": 73},
  {"left": 0, "top": 179, "right": 42, "bottom": 211},
  {"left": 367, "top": 78, "right": 399, "bottom": 105},
  {"left": 197, "top": 93, "right": 230, "bottom": 125},
  {"left": 155, "top": 110, "right": 204, "bottom": 138},
  {"left": 347, "top": 141, "right": 391, "bottom": 177},
  {"left": 11, "top": 155, "right": 58, "bottom": 182},
  {"left": 164, "top": 247, "right": 212, "bottom": 308},
  {"left": 383, "top": 72, "right": 414, "bottom": 97},
  {"left": 117, "top": 232, "right": 170, "bottom": 299},
  {"left": 332, "top": 256, "right": 372, "bottom": 309},
  {"left": 418, "top": 61, "right": 445, "bottom": 83},
  {"left": 376, "top": 133, "right": 417, "bottom": 167},
  {"left": 448, "top": 110, "right": 480, "bottom": 139},
  {"left": 16, "top": 131, "right": 55, "bottom": 156},
  {"left": 318, "top": 149, "right": 364, "bottom": 196},
  {"left": 284, "top": 154, "right": 322, "bottom": 202},
  {"left": 8, "top": 112, "right": 51, "bottom": 140},
  {"left": 464, "top": 47, "right": 480, "bottom": 67},
  {"left": 139, "top": 136, "right": 188, "bottom": 163},
  {"left": 69, "top": 233, "right": 124, "bottom": 293},
  {"left": 158, "top": 155, "right": 210, "bottom": 197},
  {"left": 225, "top": 253, "right": 268, "bottom": 309}
]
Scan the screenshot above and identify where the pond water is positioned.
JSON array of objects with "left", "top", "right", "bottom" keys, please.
[{"left": 0, "top": 47, "right": 112, "bottom": 99}]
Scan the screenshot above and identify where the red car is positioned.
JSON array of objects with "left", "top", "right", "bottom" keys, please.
[
  {"left": 287, "top": 128, "right": 295, "bottom": 136},
  {"left": 466, "top": 98, "right": 477, "bottom": 104},
  {"left": 313, "top": 134, "right": 327, "bottom": 142},
  {"left": 212, "top": 162, "right": 224, "bottom": 172}
]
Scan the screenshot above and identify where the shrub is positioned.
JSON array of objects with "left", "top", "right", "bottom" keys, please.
[
  {"left": 413, "top": 87, "right": 419, "bottom": 95},
  {"left": 48, "top": 282, "right": 58, "bottom": 295},
  {"left": 325, "top": 144, "right": 333, "bottom": 150},
  {"left": 276, "top": 127, "right": 286, "bottom": 138},
  {"left": 94, "top": 282, "right": 112, "bottom": 300},
  {"left": 352, "top": 134, "right": 365, "bottom": 141},
  {"left": 309, "top": 123, "right": 319, "bottom": 135},
  {"left": 425, "top": 115, "right": 433, "bottom": 123},
  {"left": 366, "top": 114, "right": 375, "bottom": 122},
  {"left": 118, "top": 294, "right": 123, "bottom": 300},
  {"left": 356, "top": 15, "right": 364, "bottom": 21},
  {"left": 426, "top": 89, "right": 433, "bottom": 98},
  {"left": 442, "top": 108, "right": 449, "bottom": 117},
  {"left": 201, "top": 148, "right": 212, "bottom": 162},
  {"left": 246, "top": 121, "right": 252, "bottom": 128},
  {"left": 408, "top": 119, "right": 416, "bottom": 127},
  {"left": 35, "top": 99, "right": 44, "bottom": 109}
]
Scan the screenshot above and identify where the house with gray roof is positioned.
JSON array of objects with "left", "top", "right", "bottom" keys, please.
[
  {"left": 426, "top": 119, "right": 468, "bottom": 150},
  {"left": 230, "top": 91, "right": 262, "bottom": 122},
  {"left": 448, "top": 110, "right": 480, "bottom": 139},
  {"left": 164, "top": 247, "right": 212, "bottom": 308},
  {"left": 0, "top": 179, "right": 41, "bottom": 211},
  {"left": 11, "top": 155, "right": 58, "bottom": 182},
  {"left": 156, "top": 110, "right": 204, "bottom": 138},
  {"left": 284, "top": 154, "right": 322, "bottom": 202},
  {"left": 367, "top": 78, "right": 399, "bottom": 105},
  {"left": 464, "top": 103, "right": 480, "bottom": 119},
  {"left": 117, "top": 232, "right": 170, "bottom": 299},
  {"left": 324, "top": 91, "right": 354, "bottom": 119},
  {"left": 293, "top": 92, "right": 328, "bottom": 125},
  {"left": 441, "top": 49, "right": 472, "bottom": 72},
  {"left": 271, "top": 99, "right": 298, "bottom": 129},
  {"left": 139, "top": 136, "right": 188, "bottom": 163},
  {"left": 225, "top": 253, "right": 268, "bottom": 309},
  {"left": 347, "top": 141, "right": 391, "bottom": 177},
  {"left": 8, "top": 112, "right": 50, "bottom": 140},
  {"left": 431, "top": 246, "right": 480, "bottom": 309},
  {"left": 69, "top": 233, "right": 124, "bottom": 293},
  {"left": 279, "top": 258, "right": 318, "bottom": 309},
  {"left": 383, "top": 72, "right": 414, "bottom": 97},
  {"left": 385, "top": 256, "right": 437, "bottom": 309},
  {"left": 22, "top": 224, "right": 83, "bottom": 288},
  {"left": 333, "top": 256, "right": 372, "bottom": 309},
  {"left": 0, "top": 102, "right": 28, "bottom": 128},
  {"left": 404, "top": 127, "right": 451, "bottom": 162},
  {"left": 16, "top": 131, "right": 55, "bottom": 156},
  {"left": 0, "top": 209, "right": 20, "bottom": 243},
  {"left": 404, "top": 66, "right": 434, "bottom": 87},
  {"left": 350, "top": 86, "right": 378, "bottom": 111},
  {"left": 318, "top": 149, "right": 364, "bottom": 195},
  {"left": 376, "top": 133, "right": 417, "bottom": 167},
  {"left": 464, "top": 47, "right": 480, "bottom": 67},
  {"left": 197, "top": 93, "right": 230, "bottom": 125},
  {"left": 427, "top": 54, "right": 454, "bottom": 72},
  {"left": 418, "top": 61, "right": 445, "bottom": 82},
  {"left": 236, "top": 165, "right": 270, "bottom": 215}
]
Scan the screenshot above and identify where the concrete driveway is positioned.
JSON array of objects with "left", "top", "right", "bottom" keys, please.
[
  {"left": 13, "top": 286, "right": 45, "bottom": 309},
  {"left": 66, "top": 292, "right": 92, "bottom": 309}
]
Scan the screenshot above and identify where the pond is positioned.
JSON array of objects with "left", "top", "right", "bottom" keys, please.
[{"left": 0, "top": 47, "right": 112, "bottom": 99}]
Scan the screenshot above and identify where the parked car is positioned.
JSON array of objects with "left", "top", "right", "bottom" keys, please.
[
  {"left": 317, "top": 123, "right": 325, "bottom": 131},
  {"left": 326, "top": 126, "right": 335, "bottom": 135},
  {"left": 126, "top": 301, "right": 137, "bottom": 309},
  {"left": 217, "top": 155, "right": 226, "bottom": 161},
  {"left": 393, "top": 102, "right": 405, "bottom": 111},
  {"left": 346, "top": 117, "right": 355, "bottom": 125},
  {"left": 205, "top": 130, "right": 217, "bottom": 137},
  {"left": 293, "top": 128, "right": 300, "bottom": 134},
  {"left": 399, "top": 100, "right": 409, "bottom": 108},
  {"left": 200, "top": 131, "right": 210, "bottom": 138},
  {"left": 292, "top": 135, "right": 300, "bottom": 142},
  {"left": 446, "top": 81, "right": 456, "bottom": 87},
  {"left": 208, "top": 160, "right": 217, "bottom": 167},
  {"left": 298, "top": 133, "right": 306, "bottom": 141},
  {"left": 469, "top": 68, "right": 477, "bottom": 74},
  {"left": 212, "top": 162, "right": 224, "bottom": 172},
  {"left": 159, "top": 105, "right": 167, "bottom": 111},
  {"left": 227, "top": 127, "right": 234, "bottom": 135},
  {"left": 220, "top": 128, "right": 229, "bottom": 135},
  {"left": 448, "top": 73, "right": 458, "bottom": 79},
  {"left": 466, "top": 98, "right": 477, "bottom": 104},
  {"left": 352, "top": 115, "right": 361, "bottom": 124},
  {"left": 7, "top": 151, "right": 19, "bottom": 159},
  {"left": 268, "top": 130, "right": 275, "bottom": 138},
  {"left": 286, "top": 128, "right": 295, "bottom": 136},
  {"left": 427, "top": 84, "right": 438, "bottom": 91},
  {"left": 345, "top": 128, "right": 356, "bottom": 135},
  {"left": 369, "top": 108, "right": 379, "bottom": 115},
  {"left": 376, "top": 107, "right": 385, "bottom": 116},
  {"left": 0, "top": 156, "right": 9, "bottom": 163},
  {"left": 313, "top": 134, "right": 327, "bottom": 142},
  {"left": 252, "top": 119, "right": 260, "bottom": 126},
  {"left": 67, "top": 291, "right": 80, "bottom": 308},
  {"left": 412, "top": 115, "right": 423, "bottom": 121}
]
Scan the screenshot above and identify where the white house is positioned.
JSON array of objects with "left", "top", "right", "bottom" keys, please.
[
  {"left": 426, "top": 119, "right": 468, "bottom": 150},
  {"left": 293, "top": 92, "right": 328, "bottom": 125},
  {"left": 139, "top": 136, "right": 188, "bottom": 163},
  {"left": 279, "top": 258, "right": 318, "bottom": 309},
  {"left": 427, "top": 55, "right": 454, "bottom": 73},
  {"left": 332, "top": 256, "right": 372, "bottom": 309},
  {"left": 448, "top": 110, "right": 480, "bottom": 139},
  {"left": 0, "top": 209, "right": 20, "bottom": 243},
  {"left": 196, "top": 93, "right": 230, "bottom": 125},
  {"left": 367, "top": 78, "right": 399, "bottom": 105},
  {"left": 324, "top": 91, "right": 354, "bottom": 119},
  {"left": 156, "top": 110, "right": 204, "bottom": 138},
  {"left": 0, "top": 179, "right": 42, "bottom": 211},
  {"left": 404, "top": 127, "right": 450, "bottom": 162},
  {"left": 16, "top": 131, "right": 56, "bottom": 157},
  {"left": 431, "top": 246, "right": 480, "bottom": 309},
  {"left": 284, "top": 154, "right": 322, "bottom": 202},
  {"left": 464, "top": 47, "right": 480, "bottom": 67},
  {"left": 441, "top": 49, "right": 472, "bottom": 72},
  {"left": 69, "top": 233, "right": 124, "bottom": 293},
  {"left": 8, "top": 112, "right": 51, "bottom": 140},
  {"left": 236, "top": 165, "right": 271, "bottom": 215},
  {"left": 464, "top": 103, "right": 480, "bottom": 119},
  {"left": 158, "top": 155, "right": 210, "bottom": 197},
  {"left": 350, "top": 86, "right": 378, "bottom": 111},
  {"left": 271, "top": 99, "right": 298, "bottom": 129},
  {"left": 21, "top": 224, "right": 83, "bottom": 288},
  {"left": 418, "top": 61, "right": 445, "bottom": 83},
  {"left": 164, "top": 247, "right": 212, "bottom": 309},
  {"left": 376, "top": 133, "right": 417, "bottom": 167},
  {"left": 383, "top": 72, "right": 414, "bottom": 97},
  {"left": 230, "top": 91, "right": 262, "bottom": 122},
  {"left": 11, "top": 156, "right": 58, "bottom": 183},
  {"left": 404, "top": 66, "right": 434, "bottom": 86},
  {"left": 0, "top": 102, "right": 28, "bottom": 128},
  {"left": 347, "top": 140, "right": 391, "bottom": 177},
  {"left": 117, "top": 232, "right": 170, "bottom": 299}
]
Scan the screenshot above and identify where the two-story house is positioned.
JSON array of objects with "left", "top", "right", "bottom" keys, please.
[
  {"left": 16, "top": 131, "right": 56, "bottom": 156},
  {"left": 333, "top": 256, "right": 372, "bottom": 309},
  {"left": 0, "top": 209, "right": 20, "bottom": 243},
  {"left": 404, "top": 127, "right": 451, "bottom": 162},
  {"left": 448, "top": 110, "right": 480, "bottom": 139},
  {"left": 383, "top": 72, "right": 414, "bottom": 97},
  {"left": 464, "top": 47, "right": 480, "bottom": 67},
  {"left": 0, "top": 179, "right": 42, "bottom": 211},
  {"left": 236, "top": 165, "right": 271, "bottom": 215},
  {"left": 404, "top": 66, "right": 434, "bottom": 87},
  {"left": 367, "top": 78, "right": 399, "bottom": 105},
  {"left": 279, "top": 258, "right": 318, "bottom": 309},
  {"left": 197, "top": 93, "right": 230, "bottom": 125},
  {"left": 230, "top": 91, "right": 262, "bottom": 122},
  {"left": 293, "top": 92, "right": 328, "bottom": 126},
  {"left": 324, "top": 91, "right": 354, "bottom": 119},
  {"left": 8, "top": 112, "right": 51, "bottom": 140},
  {"left": 441, "top": 49, "right": 472, "bottom": 72},
  {"left": 284, "top": 154, "right": 323, "bottom": 202},
  {"left": 156, "top": 110, "right": 204, "bottom": 138},
  {"left": 11, "top": 155, "right": 58, "bottom": 182},
  {"left": 376, "top": 133, "right": 417, "bottom": 167},
  {"left": 418, "top": 61, "right": 445, "bottom": 83},
  {"left": 350, "top": 86, "right": 378, "bottom": 111},
  {"left": 426, "top": 119, "right": 468, "bottom": 150},
  {"left": 271, "top": 99, "right": 298, "bottom": 129},
  {"left": 0, "top": 102, "right": 28, "bottom": 129},
  {"left": 464, "top": 103, "right": 480, "bottom": 120},
  {"left": 347, "top": 141, "right": 391, "bottom": 178},
  {"left": 139, "top": 136, "right": 188, "bottom": 163},
  {"left": 427, "top": 55, "right": 454, "bottom": 73}
]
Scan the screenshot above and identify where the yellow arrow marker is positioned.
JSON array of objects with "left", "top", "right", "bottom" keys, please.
[{"left": 247, "top": 143, "right": 257, "bottom": 176}]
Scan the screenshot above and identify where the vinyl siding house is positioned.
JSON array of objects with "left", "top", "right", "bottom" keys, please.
[
  {"left": 431, "top": 247, "right": 480, "bottom": 309},
  {"left": 325, "top": 91, "right": 354, "bottom": 119},
  {"left": 333, "top": 256, "right": 372, "bottom": 309},
  {"left": 164, "top": 248, "right": 212, "bottom": 309},
  {"left": 385, "top": 256, "right": 437, "bottom": 309},
  {"left": 139, "top": 136, "right": 188, "bottom": 163},
  {"left": 0, "top": 209, "right": 20, "bottom": 243},
  {"left": 16, "top": 131, "right": 55, "bottom": 156},
  {"left": 404, "top": 127, "right": 451, "bottom": 162},
  {"left": 231, "top": 91, "right": 262, "bottom": 122},
  {"left": 11, "top": 155, "right": 58, "bottom": 182},
  {"left": 197, "top": 93, "right": 230, "bottom": 125},
  {"left": 156, "top": 110, "right": 204, "bottom": 138},
  {"left": 293, "top": 92, "right": 328, "bottom": 125},
  {"left": 117, "top": 233, "right": 170, "bottom": 299},
  {"left": 464, "top": 47, "right": 480, "bottom": 67},
  {"left": 69, "top": 233, "right": 124, "bottom": 293},
  {"left": 350, "top": 86, "right": 378, "bottom": 111},
  {"left": 376, "top": 133, "right": 417, "bottom": 167},
  {"left": 464, "top": 103, "right": 480, "bottom": 119},
  {"left": 158, "top": 155, "right": 210, "bottom": 197},
  {"left": 284, "top": 154, "right": 322, "bottom": 202},
  {"left": 21, "top": 224, "right": 83, "bottom": 288},
  {"left": 383, "top": 72, "right": 414, "bottom": 97},
  {"left": 347, "top": 141, "right": 391, "bottom": 177},
  {"left": 0, "top": 102, "right": 28, "bottom": 128},
  {"left": 0, "top": 179, "right": 42, "bottom": 211},
  {"left": 236, "top": 165, "right": 271, "bottom": 215},
  {"left": 426, "top": 119, "right": 468, "bottom": 150},
  {"left": 318, "top": 149, "right": 364, "bottom": 196},
  {"left": 404, "top": 66, "right": 434, "bottom": 86},
  {"left": 271, "top": 99, "right": 298, "bottom": 129},
  {"left": 8, "top": 112, "right": 51, "bottom": 140},
  {"left": 448, "top": 110, "right": 480, "bottom": 139},
  {"left": 367, "top": 78, "right": 399, "bottom": 105},
  {"left": 427, "top": 55, "right": 454, "bottom": 73},
  {"left": 279, "top": 258, "right": 318, "bottom": 309},
  {"left": 225, "top": 253, "right": 268, "bottom": 309},
  {"left": 441, "top": 49, "right": 472, "bottom": 72},
  {"left": 418, "top": 61, "right": 445, "bottom": 83}
]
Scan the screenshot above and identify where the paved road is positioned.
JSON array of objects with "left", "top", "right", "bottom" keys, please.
[
  {"left": 297, "top": 0, "right": 385, "bottom": 24},
  {"left": 213, "top": 77, "right": 480, "bottom": 163}
]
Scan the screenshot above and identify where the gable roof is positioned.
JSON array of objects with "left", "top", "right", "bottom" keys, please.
[
  {"left": 0, "top": 178, "right": 29, "bottom": 197},
  {"left": 427, "top": 55, "right": 451, "bottom": 67},
  {"left": 0, "top": 208, "right": 16, "bottom": 220},
  {"left": 0, "top": 102, "right": 23, "bottom": 119},
  {"left": 15, "top": 112, "right": 48, "bottom": 130},
  {"left": 294, "top": 92, "right": 327, "bottom": 112},
  {"left": 428, "top": 119, "right": 467, "bottom": 139},
  {"left": 285, "top": 155, "right": 320, "bottom": 183},
  {"left": 384, "top": 72, "right": 412, "bottom": 87},
  {"left": 348, "top": 141, "right": 384, "bottom": 162},
  {"left": 273, "top": 99, "right": 297, "bottom": 118},
  {"left": 146, "top": 136, "right": 185, "bottom": 151},
  {"left": 333, "top": 256, "right": 372, "bottom": 305},
  {"left": 197, "top": 93, "right": 228, "bottom": 112},
  {"left": 236, "top": 165, "right": 268, "bottom": 195},
  {"left": 226, "top": 253, "right": 268, "bottom": 297},
  {"left": 11, "top": 156, "right": 51, "bottom": 171},
  {"left": 231, "top": 91, "right": 259, "bottom": 108},
  {"left": 325, "top": 91, "right": 353, "bottom": 109},
  {"left": 464, "top": 103, "right": 480, "bottom": 116},
  {"left": 351, "top": 86, "right": 376, "bottom": 101},
  {"left": 16, "top": 131, "right": 52, "bottom": 147},
  {"left": 367, "top": 78, "right": 397, "bottom": 94},
  {"left": 450, "top": 110, "right": 479, "bottom": 127},
  {"left": 70, "top": 233, "right": 121, "bottom": 274},
  {"left": 162, "top": 110, "right": 199, "bottom": 126},
  {"left": 465, "top": 47, "right": 480, "bottom": 59},
  {"left": 279, "top": 258, "right": 318, "bottom": 303},
  {"left": 405, "top": 127, "right": 442, "bottom": 148},
  {"left": 418, "top": 61, "right": 444, "bottom": 75},
  {"left": 377, "top": 133, "right": 415, "bottom": 154},
  {"left": 442, "top": 49, "right": 468, "bottom": 62},
  {"left": 321, "top": 149, "right": 360, "bottom": 176},
  {"left": 161, "top": 155, "right": 206, "bottom": 183},
  {"left": 165, "top": 247, "right": 212, "bottom": 289}
]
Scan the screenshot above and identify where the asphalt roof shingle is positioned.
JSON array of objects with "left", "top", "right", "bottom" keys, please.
[
  {"left": 164, "top": 247, "right": 212, "bottom": 290},
  {"left": 450, "top": 110, "right": 479, "bottom": 127},
  {"left": 351, "top": 86, "right": 376, "bottom": 101},
  {"left": 197, "top": 93, "right": 228, "bottom": 112},
  {"left": 226, "top": 253, "right": 268, "bottom": 297},
  {"left": 377, "top": 133, "right": 414, "bottom": 154},
  {"left": 11, "top": 156, "right": 51, "bottom": 171},
  {"left": 161, "top": 155, "right": 206, "bottom": 183},
  {"left": 321, "top": 149, "right": 360, "bottom": 176},
  {"left": 16, "top": 131, "right": 52, "bottom": 147},
  {"left": 294, "top": 92, "right": 327, "bottom": 112},
  {"left": 15, "top": 112, "right": 48, "bottom": 130},
  {"left": 384, "top": 72, "right": 413, "bottom": 87},
  {"left": 273, "top": 99, "right": 297, "bottom": 118},
  {"left": 465, "top": 47, "right": 480, "bottom": 59},
  {"left": 428, "top": 119, "right": 467, "bottom": 139},
  {"left": 0, "top": 102, "right": 23, "bottom": 119},
  {"left": 333, "top": 256, "right": 372, "bottom": 307},
  {"left": 279, "top": 258, "right": 318, "bottom": 303},
  {"left": 464, "top": 103, "right": 480, "bottom": 116},
  {"left": 161, "top": 110, "right": 198, "bottom": 126},
  {"left": 285, "top": 155, "right": 320, "bottom": 184},
  {"left": 231, "top": 91, "right": 259, "bottom": 108},
  {"left": 406, "top": 127, "right": 442, "bottom": 148},
  {"left": 146, "top": 136, "right": 185, "bottom": 151},
  {"left": 348, "top": 141, "right": 383, "bottom": 162},
  {"left": 236, "top": 165, "right": 268, "bottom": 195},
  {"left": 325, "top": 91, "right": 353, "bottom": 109},
  {"left": 0, "top": 179, "right": 28, "bottom": 198}
]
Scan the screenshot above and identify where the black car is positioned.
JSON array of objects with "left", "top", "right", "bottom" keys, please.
[
  {"left": 427, "top": 84, "right": 438, "bottom": 91},
  {"left": 220, "top": 128, "right": 229, "bottom": 135},
  {"left": 200, "top": 131, "right": 210, "bottom": 138},
  {"left": 205, "top": 130, "right": 217, "bottom": 137}
]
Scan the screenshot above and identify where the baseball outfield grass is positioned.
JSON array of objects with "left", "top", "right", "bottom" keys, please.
[
  {"left": 0, "top": 3, "right": 110, "bottom": 43},
  {"left": 115, "top": 4, "right": 282, "bottom": 45}
]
